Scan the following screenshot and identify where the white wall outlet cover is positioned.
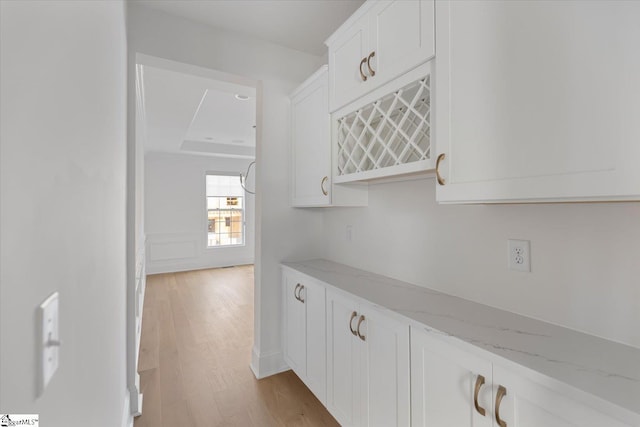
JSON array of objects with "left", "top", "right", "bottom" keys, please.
[
  {"left": 346, "top": 225, "right": 353, "bottom": 242},
  {"left": 508, "top": 239, "right": 531, "bottom": 272},
  {"left": 39, "top": 292, "right": 60, "bottom": 396}
]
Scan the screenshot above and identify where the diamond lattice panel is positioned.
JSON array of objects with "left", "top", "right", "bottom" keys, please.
[{"left": 337, "top": 75, "right": 431, "bottom": 177}]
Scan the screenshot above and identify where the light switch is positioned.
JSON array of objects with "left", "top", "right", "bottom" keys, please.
[{"left": 39, "top": 292, "right": 60, "bottom": 395}]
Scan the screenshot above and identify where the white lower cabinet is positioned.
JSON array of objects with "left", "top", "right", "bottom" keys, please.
[
  {"left": 411, "top": 327, "right": 633, "bottom": 427},
  {"left": 411, "top": 326, "right": 492, "bottom": 427},
  {"left": 326, "top": 289, "right": 410, "bottom": 427},
  {"left": 282, "top": 265, "right": 637, "bottom": 427},
  {"left": 492, "top": 365, "right": 631, "bottom": 427},
  {"left": 282, "top": 268, "right": 326, "bottom": 404}
]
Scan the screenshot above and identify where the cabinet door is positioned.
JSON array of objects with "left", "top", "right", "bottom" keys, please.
[
  {"left": 359, "top": 305, "right": 410, "bottom": 427},
  {"left": 492, "top": 365, "right": 632, "bottom": 427},
  {"left": 411, "top": 327, "right": 492, "bottom": 427},
  {"left": 435, "top": 1, "right": 640, "bottom": 203},
  {"left": 326, "top": 290, "right": 360, "bottom": 427},
  {"left": 368, "top": 0, "right": 434, "bottom": 88},
  {"left": 291, "top": 68, "right": 331, "bottom": 207},
  {"left": 329, "top": 14, "right": 370, "bottom": 112},
  {"left": 301, "top": 278, "right": 327, "bottom": 405},
  {"left": 283, "top": 271, "right": 306, "bottom": 377}
]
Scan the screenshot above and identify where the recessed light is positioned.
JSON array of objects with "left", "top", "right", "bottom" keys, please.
[{"left": 235, "top": 94, "right": 250, "bottom": 101}]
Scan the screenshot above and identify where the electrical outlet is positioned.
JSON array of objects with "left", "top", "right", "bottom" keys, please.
[{"left": 508, "top": 239, "right": 531, "bottom": 272}]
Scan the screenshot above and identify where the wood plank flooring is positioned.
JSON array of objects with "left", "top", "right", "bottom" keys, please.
[{"left": 135, "top": 266, "right": 339, "bottom": 427}]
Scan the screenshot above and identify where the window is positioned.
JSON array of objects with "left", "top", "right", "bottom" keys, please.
[{"left": 206, "top": 174, "right": 245, "bottom": 247}]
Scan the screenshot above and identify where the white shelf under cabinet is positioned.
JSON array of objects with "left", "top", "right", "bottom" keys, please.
[{"left": 332, "top": 61, "right": 434, "bottom": 184}]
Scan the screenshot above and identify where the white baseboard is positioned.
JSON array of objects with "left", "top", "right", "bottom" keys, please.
[
  {"left": 129, "top": 384, "right": 143, "bottom": 417},
  {"left": 250, "top": 347, "right": 289, "bottom": 379},
  {"left": 121, "top": 391, "right": 133, "bottom": 427},
  {"left": 146, "top": 259, "right": 254, "bottom": 275}
]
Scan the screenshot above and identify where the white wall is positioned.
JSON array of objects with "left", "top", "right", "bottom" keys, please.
[
  {"left": 145, "top": 152, "right": 256, "bottom": 274},
  {"left": 127, "top": 4, "right": 326, "bottom": 377},
  {"left": 0, "top": 1, "right": 129, "bottom": 425},
  {"left": 323, "top": 178, "right": 640, "bottom": 348}
]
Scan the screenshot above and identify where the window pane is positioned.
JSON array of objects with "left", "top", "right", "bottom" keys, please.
[{"left": 206, "top": 175, "right": 246, "bottom": 248}]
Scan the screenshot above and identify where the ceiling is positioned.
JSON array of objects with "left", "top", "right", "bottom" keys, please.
[
  {"left": 139, "top": 64, "right": 256, "bottom": 158},
  {"left": 132, "top": 0, "right": 365, "bottom": 56}
]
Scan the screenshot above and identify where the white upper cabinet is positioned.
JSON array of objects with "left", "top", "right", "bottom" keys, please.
[
  {"left": 291, "top": 66, "right": 332, "bottom": 207},
  {"left": 435, "top": 1, "right": 640, "bottom": 203},
  {"left": 368, "top": 0, "right": 434, "bottom": 91},
  {"left": 332, "top": 63, "right": 433, "bottom": 184},
  {"left": 290, "top": 66, "right": 368, "bottom": 207},
  {"left": 328, "top": 15, "right": 371, "bottom": 114},
  {"left": 327, "top": 0, "right": 435, "bottom": 112}
]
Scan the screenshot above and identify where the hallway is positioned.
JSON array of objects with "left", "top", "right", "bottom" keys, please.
[{"left": 134, "top": 266, "right": 339, "bottom": 426}]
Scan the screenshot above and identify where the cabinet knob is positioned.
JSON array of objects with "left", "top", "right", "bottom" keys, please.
[
  {"left": 366, "top": 51, "right": 376, "bottom": 77},
  {"left": 435, "top": 153, "right": 446, "bottom": 186},
  {"left": 356, "top": 315, "right": 366, "bottom": 341},
  {"left": 473, "top": 375, "right": 486, "bottom": 416},
  {"left": 321, "top": 176, "right": 329, "bottom": 196},
  {"left": 359, "top": 57, "right": 368, "bottom": 82},
  {"left": 294, "top": 283, "right": 301, "bottom": 302},
  {"left": 349, "top": 311, "right": 358, "bottom": 336},
  {"left": 495, "top": 385, "right": 507, "bottom": 427}
]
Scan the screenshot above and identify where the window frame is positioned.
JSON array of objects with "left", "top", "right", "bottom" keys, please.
[{"left": 205, "top": 173, "right": 246, "bottom": 249}]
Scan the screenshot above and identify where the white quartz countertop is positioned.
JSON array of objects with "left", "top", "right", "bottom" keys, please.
[{"left": 282, "top": 259, "right": 640, "bottom": 416}]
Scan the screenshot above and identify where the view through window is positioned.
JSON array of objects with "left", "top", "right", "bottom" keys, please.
[{"left": 206, "top": 174, "right": 244, "bottom": 247}]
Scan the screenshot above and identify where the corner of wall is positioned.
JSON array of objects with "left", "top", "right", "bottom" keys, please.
[{"left": 250, "top": 346, "right": 289, "bottom": 380}]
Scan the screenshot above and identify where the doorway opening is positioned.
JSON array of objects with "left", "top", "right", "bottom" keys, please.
[{"left": 128, "top": 53, "right": 260, "bottom": 416}]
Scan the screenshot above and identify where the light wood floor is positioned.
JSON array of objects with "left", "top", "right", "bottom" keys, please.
[{"left": 134, "top": 266, "right": 339, "bottom": 427}]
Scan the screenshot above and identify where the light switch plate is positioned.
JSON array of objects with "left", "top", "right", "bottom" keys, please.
[{"left": 39, "top": 292, "right": 59, "bottom": 396}]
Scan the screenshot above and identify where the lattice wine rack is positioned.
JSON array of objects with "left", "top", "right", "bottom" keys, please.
[{"left": 335, "top": 75, "right": 431, "bottom": 181}]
